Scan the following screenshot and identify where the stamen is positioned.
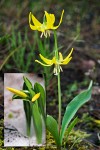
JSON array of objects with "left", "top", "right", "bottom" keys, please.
[
  {"left": 54, "top": 67, "right": 58, "bottom": 76},
  {"left": 43, "top": 31, "right": 47, "bottom": 38},
  {"left": 60, "top": 66, "right": 63, "bottom": 72},
  {"left": 45, "top": 31, "right": 47, "bottom": 38},
  {"left": 40, "top": 32, "right": 43, "bottom": 38}
]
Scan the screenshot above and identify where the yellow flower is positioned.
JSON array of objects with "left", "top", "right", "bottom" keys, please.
[
  {"left": 32, "top": 93, "right": 40, "bottom": 102},
  {"left": 6, "top": 87, "right": 28, "bottom": 98},
  {"left": 35, "top": 48, "right": 73, "bottom": 75},
  {"left": 29, "top": 10, "right": 64, "bottom": 38}
]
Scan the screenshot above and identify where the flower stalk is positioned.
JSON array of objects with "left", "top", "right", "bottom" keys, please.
[{"left": 54, "top": 31, "right": 62, "bottom": 134}]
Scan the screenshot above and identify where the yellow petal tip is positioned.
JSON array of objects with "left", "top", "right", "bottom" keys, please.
[
  {"left": 62, "top": 9, "right": 64, "bottom": 13},
  {"left": 32, "top": 93, "right": 40, "bottom": 102}
]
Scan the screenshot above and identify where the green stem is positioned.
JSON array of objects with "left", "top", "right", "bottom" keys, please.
[
  {"left": 54, "top": 31, "right": 62, "bottom": 134},
  {"left": 58, "top": 66, "right": 61, "bottom": 134},
  {"left": 54, "top": 31, "right": 58, "bottom": 59}
]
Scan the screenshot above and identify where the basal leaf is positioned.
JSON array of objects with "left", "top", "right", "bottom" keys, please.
[
  {"left": 60, "top": 81, "right": 93, "bottom": 144},
  {"left": 65, "top": 117, "right": 79, "bottom": 141},
  {"left": 31, "top": 101, "right": 42, "bottom": 144},
  {"left": 34, "top": 82, "right": 46, "bottom": 121},
  {"left": 46, "top": 115, "right": 60, "bottom": 147},
  {"left": 23, "top": 101, "right": 32, "bottom": 137}
]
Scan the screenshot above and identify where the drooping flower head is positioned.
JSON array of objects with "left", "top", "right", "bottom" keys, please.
[
  {"left": 29, "top": 10, "right": 64, "bottom": 38},
  {"left": 35, "top": 48, "right": 74, "bottom": 75}
]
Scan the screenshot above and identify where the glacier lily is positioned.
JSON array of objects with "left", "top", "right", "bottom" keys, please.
[
  {"left": 29, "top": 10, "right": 64, "bottom": 38},
  {"left": 35, "top": 48, "right": 73, "bottom": 75}
]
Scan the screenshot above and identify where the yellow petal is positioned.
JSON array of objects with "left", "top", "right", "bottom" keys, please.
[
  {"left": 35, "top": 60, "right": 52, "bottom": 66},
  {"left": 29, "top": 12, "right": 41, "bottom": 31},
  {"left": 6, "top": 87, "right": 28, "bottom": 98},
  {"left": 45, "top": 11, "right": 55, "bottom": 29},
  {"left": 30, "top": 12, "right": 42, "bottom": 27},
  {"left": 61, "top": 57, "right": 72, "bottom": 65},
  {"left": 63, "top": 48, "right": 74, "bottom": 62},
  {"left": 39, "top": 54, "right": 54, "bottom": 65},
  {"left": 59, "top": 52, "right": 63, "bottom": 61},
  {"left": 29, "top": 12, "right": 31, "bottom": 24},
  {"left": 51, "top": 10, "right": 64, "bottom": 29},
  {"left": 29, "top": 24, "right": 38, "bottom": 30},
  {"left": 32, "top": 93, "right": 40, "bottom": 102}
]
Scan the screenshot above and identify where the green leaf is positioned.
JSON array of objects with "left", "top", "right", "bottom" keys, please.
[
  {"left": 22, "top": 78, "right": 34, "bottom": 137},
  {"left": 0, "top": 34, "right": 10, "bottom": 43},
  {"left": 65, "top": 117, "right": 79, "bottom": 140},
  {"left": 31, "top": 101, "right": 42, "bottom": 144},
  {"left": 12, "top": 95, "right": 30, "bottom": 102},
  {"left": 12, "top": 95, "right": 22, "bottom": 99},
  {"left": 34, "top": 82, "right": 46, "bottom": 121},
  {"left": 46, "top": 115, "right": 60, "bottom": 147},
  {"left": 60, "top": 81, "right": 93, "bottom": 144},
  {"left": 23, "top": 76, "right": 34, "bottom": 97},
  {"left": 23, "top": 101, "right": 32, "bottom": 137},
  {"left": 23, "top": 76, "right": 33, "bottom": 88}
]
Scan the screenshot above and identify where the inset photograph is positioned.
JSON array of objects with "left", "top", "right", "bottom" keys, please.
[{"left": 4, "top": 73, "right": 46, "bottom": 147}]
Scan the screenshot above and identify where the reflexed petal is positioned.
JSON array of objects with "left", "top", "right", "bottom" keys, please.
[
  {"left": 63, "top": 48, "right": 74, "bottom": 61},
  {"left": 51, "top": 10, "right": 64, "bottom": 29},
  {"left": 31, "top": 12, "right": 42, "bottom": 27},
  {"left": 45, "top": 11, "right": 55, "bottom": 28},
  {"left": 59, "top": 52, "right": 63, "bottom": 61},
  {"left": 60, "top": 57, "right": 72, "bottom": 65},
  {"left": 35, "top": 60, "right": 52, "bottom": 66},
  {"left": 29, "top": 12, "right": 31, "bottom": 24},
  {"left": 39, "top": 54, "right": 54, "bottom": 65},
  {"left": 29, "top": 24, "right": 38, "bottom": 30},
  {"left": 29, "top": 12, "right": 42, "bottom": 31},
  {"left": 32, "top": 93, "right": 40, "bottom": 102},
  {"left": 6, "top": 87, "right": 28, "bottom": 98}
]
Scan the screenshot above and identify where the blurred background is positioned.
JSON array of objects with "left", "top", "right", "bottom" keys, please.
[{"left": 0, "top": 0, "right": 100, "bottom": 149}]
